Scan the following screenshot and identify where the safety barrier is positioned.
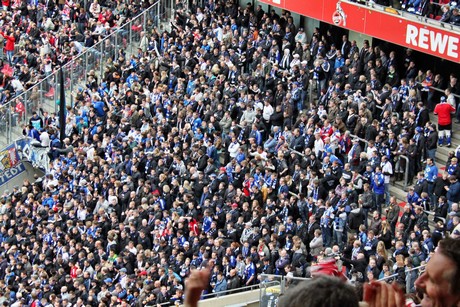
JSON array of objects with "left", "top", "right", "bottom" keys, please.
[{"left": 0, "top": 0, "right": 175, "bottom": 149}]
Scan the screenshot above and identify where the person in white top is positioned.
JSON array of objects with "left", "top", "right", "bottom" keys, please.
[
  {"left": 366, "top": 141, "right": 378, "bottom": 158},
  {"left": 445, "top": 87, "right": 456, "bottom": 109},
  {"left": 290, "top": 53, "right": 301, "bottom": 71},
  {"left": 10, "top": 78, "right": 24, "bottom": 94},
  {"left": 228, "top": 136, "right": 240, "bottom": 158},
  {"left": 381, "top": 155, "right": 393, "bottom": 205},
  {"left": 294, "top": 27, "right": 307, "bottom": 45},
  {"left": 89, "top": 0, "right": 101, "bottom": 17},
  {"left": 40, "top": 130, "right": 50, "bottom": 147},
  {"left": 262, "top": 99, "right": 274, "bottom": 122},
  {"left": 314, "top": 133, "right": 324, "bottom": 157}
]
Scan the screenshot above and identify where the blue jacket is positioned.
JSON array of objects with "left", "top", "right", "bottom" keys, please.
[
  {"left": 447, "top": 181, "right": 460, "bottom": 202},
  {"left": 372, "top": 172, "right": 385, "bottom": 194},
  {"left": 407, "top": 191, "right": 420, "bottom": 205},
  {"left": 93, "top": 100, "right": 105, "bottom": 117},
  {"left": 214, "top": 279, "right": 228, "bottom": 294},
  {"left": 424, "top": 164, "right": 438, "bottom": 183}
]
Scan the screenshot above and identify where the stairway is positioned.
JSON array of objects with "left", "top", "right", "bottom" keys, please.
[{"left": 388, "top": 113, "right": 458, "bottom": 224}]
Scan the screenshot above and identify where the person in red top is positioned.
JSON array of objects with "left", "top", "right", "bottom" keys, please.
[
  {"left": 1, "top": 0, "right": 9, "bottom": 10},
  {"left": 434, "top": 95, "right": 456, "bottom": 147},
  {"left": 0, "top": 30, "right": 15, "bottom": 64},
  {"left": 14, "top": 99, "right": 25, "bottom": 123}
]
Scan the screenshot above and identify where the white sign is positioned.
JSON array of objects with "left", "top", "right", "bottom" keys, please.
[{"left": 406, "top": 24, "right": 459, "bottom": 59}]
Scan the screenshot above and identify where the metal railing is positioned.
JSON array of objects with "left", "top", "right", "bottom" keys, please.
[
  {"left": 0, "top": 0, "right": 174, "bottom": 149},
  {"left": 415, "top": 81, "right": 460, "bottom": 100},
  {"left": 201, "top": 280, "right": 279, "bottom": 300},
  {"left": 344, "top": 0, "right": 460, "bottom": 33},
  {"left": 258, "top": 274, "right": 310, "bottom": 295},
  {"left": 399, "top": 155, "right": 410, "bottom": 188},
  {"left": 378, "top": 264, "right": 426, "bottom": 283},
  {"left": 349, "top": 134, "right": 410, "bottom": 188}
]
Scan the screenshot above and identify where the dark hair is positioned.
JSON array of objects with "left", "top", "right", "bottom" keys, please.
[
  {"left": 438, "top": 238, "right": 460, "bottom": 294},
  {"left": 278, "top": 276, "right": 359, "bottom": 307}
]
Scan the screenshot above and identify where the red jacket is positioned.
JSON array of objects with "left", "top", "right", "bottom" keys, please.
[
  {"left": 1, "top": 32, "right": 15, "bottom": 51},
  {"left": 434, "top": 102, "right": 455, "bottom": 126}
]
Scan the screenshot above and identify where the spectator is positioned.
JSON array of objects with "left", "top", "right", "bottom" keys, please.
[
  {"left": 2, "top": 2, "right": 460, "bottom": 306},
  {"left": 447, "top": 175, "right": 460, "bottom": 208},
  {"left": 434, "top": 96, "right": 455, "bottom": 147},
  {"left": 449, "top": 8, "right": 460, "bottom": 25},
  {"left": 0, "top": 30, "right": 15, "bottom": 64},
  {"left": 364, "top": 238, "right": 460, "bottom": 307},
  {"left": 279, "top": 275, "right": 359, "bottom": 307}
]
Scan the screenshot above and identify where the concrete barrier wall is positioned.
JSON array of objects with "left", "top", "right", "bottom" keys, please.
[{"left": 190, "top": 289, "right": 260, "bottom": 307}]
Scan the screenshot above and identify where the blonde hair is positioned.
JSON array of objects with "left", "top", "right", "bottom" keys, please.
[{"left": 377, "top": 241, "right": 388, "bottom": 262}]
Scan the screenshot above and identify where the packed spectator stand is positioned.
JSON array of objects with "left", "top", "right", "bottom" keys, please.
[
  {"left": 352, "top": 0, "right": 460, "bottom": 26},
  {"left": 0, "top": 0, "right": 460, "bottom": 306}
]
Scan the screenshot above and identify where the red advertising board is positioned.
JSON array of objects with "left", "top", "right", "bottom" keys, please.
[{"left": 259, "top": 0, "right": 460, "bottom": 63}]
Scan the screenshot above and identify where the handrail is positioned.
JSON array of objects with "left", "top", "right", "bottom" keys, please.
[
  {"left": 201, "top": 281, "right": 278, "bottom": 299},
  {"left": 349, "top": 133, "right": 369, "bottom": 150},
  {"left": 350, "top": 133, "right": 410, "bottom": 187},
  {"left": 343, "top": 0, "right": 460, "bottom": 34},
  {"left": 288, "top": 147, "right": 306, "bottom": 158},
  {"left": 0, "top": 0, "right": 165, "bottom": 146},
  {"left": 349, "top": 134, "right": 368, "bottom": 143},
  {"left": 415, "top": 81, "right": 460, "bottom": 99},
  {"left": 377, "top": 264, "right": 426, "bottom": 282},
  {"left": 400, "top": 154, "right": 410, "bottom": 188},
  {"left": 258, "top": 274, "right": 312, "bottom": 281}
]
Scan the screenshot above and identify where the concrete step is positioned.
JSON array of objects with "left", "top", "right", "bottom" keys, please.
[
  {"left": 389, "top": 183, "right": 408, "bottom": 199},
  {"left": 430, "top": 115, "right": 460, "bottom": 141},
  {"left": 436, "top": 146, "right": 455, "bottom": 159}
]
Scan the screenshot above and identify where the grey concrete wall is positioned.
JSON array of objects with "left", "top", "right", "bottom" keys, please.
[{"left": 183, "top": 289, "right": 260, "bottom": 307}]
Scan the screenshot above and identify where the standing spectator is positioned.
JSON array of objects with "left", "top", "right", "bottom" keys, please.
[
  {"left": 369, "top": 211, "right": 382, "bottom": 236},
  {"left": 434, "top": 196, "right": 449, "bottom": 222},
  {"left": 372, "top": 166, "right": 385, "bottom": 214},
  {"left": 0, "top": 30, "right": 15, "bottom": 64},
  {"left": 333, "top": 204, "right": 347, "bottom": 249},
  {"left": 29, "top": 111, "right": 43, "bottom": 130},
  {"left": 425, "top": 123, "right": 438, "bottom": 160},
  {"left": 386, "top": 197, "right": 400, "bottom": 233},
  {"left": 320, "top": 202, "right": 334, "bottom": 247},
  {"left": 381, "top": 155, "right": 393, "bottom": 205},
  {"left": 446, "top": 175, "right": 460, "bottom": 210},
  {"left": 243, "top": 256, "right": 256, "bottom": 285},
  {"left": 434, "top": 96, "right": 455, "bottom": 147},
  {"left": 425, "top": 158, "right": 438, "bottom": 206}
]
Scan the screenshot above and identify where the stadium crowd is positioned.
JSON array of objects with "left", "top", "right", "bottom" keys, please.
[
  {"left": 351, "top": 0, "right": 460, "bottom": 25},
  {"left": 1, "top": 0, "right": 460, "bottom": 306}
]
